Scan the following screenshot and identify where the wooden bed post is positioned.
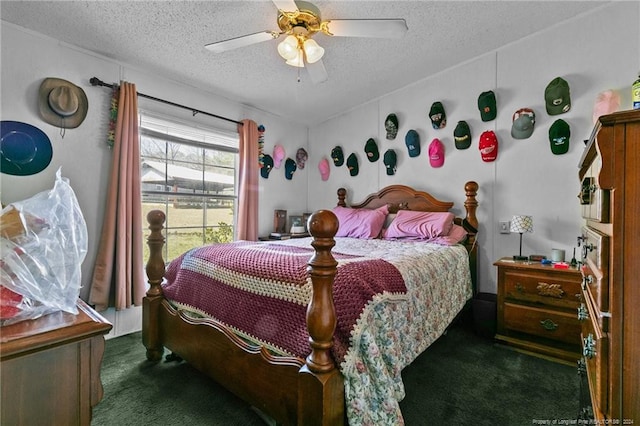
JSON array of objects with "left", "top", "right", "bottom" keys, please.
[
  {"left": 463, "top": 181, "right": 479, "bottom": 295},
  {"left": 298, "top": 209, "right": 345, "bottom": 425},
  {"left": 143, "top": 210, "right": 166, "bottom": 362}
]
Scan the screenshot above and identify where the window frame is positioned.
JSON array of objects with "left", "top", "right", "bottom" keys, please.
[{"left": 139, "top": 110, "right": 239, "bottom": 262}]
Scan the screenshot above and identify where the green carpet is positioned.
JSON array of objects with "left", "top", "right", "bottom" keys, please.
[{"left": 92, "top": 322, "right": 579, "bottom": 425}]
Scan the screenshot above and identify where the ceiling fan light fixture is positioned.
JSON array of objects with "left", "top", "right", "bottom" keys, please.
[
  {"left": 285, "top": 49, "right": 305, "bottom": 67},
  {"left": 277, "top": 35, "right": 299, "bottom": 60},
  {"left": 303, "top": 38, "right": 324, "bottom": 63}
]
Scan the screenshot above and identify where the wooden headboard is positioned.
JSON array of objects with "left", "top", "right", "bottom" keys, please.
[{"left": 336, "top": 181, "right": 479, "bottom": 292}]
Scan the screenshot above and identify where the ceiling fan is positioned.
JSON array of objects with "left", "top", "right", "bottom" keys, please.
[{"left": 204, "top": 0, "right": 408, "bottom": 83}]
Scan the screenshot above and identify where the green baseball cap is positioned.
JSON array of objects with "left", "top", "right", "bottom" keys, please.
[
  {"left": 545, "top": 77, "right": 571, "bottom": 115},
  {"left": 478, "top": 91, "right": 497, "bottom": 122},
  {"left": 346, "top": 153, "right": 359, "bottom": 176},
  {"left": 364, "top": 138, "right": 379, "bottom": 162},
  {"left": 453, "top": 121, "right": 471, "bottom": 149},
  {"left": 549, "top": 119, "right": 570, "bottom": 155}
]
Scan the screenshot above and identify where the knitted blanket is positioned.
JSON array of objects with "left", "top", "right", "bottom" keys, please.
[{"left": 162, "top": 241, "right": 406, "bottom": 363}]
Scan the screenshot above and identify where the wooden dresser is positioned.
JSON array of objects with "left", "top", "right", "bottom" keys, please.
[
  {"left": 495, "top": 258, "right": 582, "bottom": 363},
  {"left": 577, "top": 109, "right": 640, "bottom": 423},
  {"left": 0, "top": 299, "right": 112, "bottom": 425}
]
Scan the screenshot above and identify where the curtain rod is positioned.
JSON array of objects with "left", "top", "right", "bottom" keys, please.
[{"left": 89, "top": 77, "right": 243, "bottom": 126}]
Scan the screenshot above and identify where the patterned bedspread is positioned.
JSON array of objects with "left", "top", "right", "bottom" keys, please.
[{"left": 162, "top": 237, "right": 472, "bottom": 426}]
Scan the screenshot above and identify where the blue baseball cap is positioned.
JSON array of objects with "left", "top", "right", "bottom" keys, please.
[{"left": 405, "top": 129, "right": 421, "bottom": 157}]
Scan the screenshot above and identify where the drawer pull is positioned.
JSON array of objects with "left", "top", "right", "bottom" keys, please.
[
  {"left": 577, "top": 358, "right": 586, "bottom": 375},
  {"left": 537, "top": 282, "right": 564, "bottom": 298},
  {"left": 583, "top": 334, "right": 596, "bottom": 359},
  {"left": 582, "top": 275, "right": 593, "bottom": 290},
  {"left": 515, "top": 283, "right": 524, "bottom": 293},
  {"left": 577, "top": 304, "right": 588, "bottom": 321},
  {"left": 582, "top": 243, "right": 596, "bottom": 259},
  {"left": 540, "top": 319, "right": 558, "bottom": 331}
]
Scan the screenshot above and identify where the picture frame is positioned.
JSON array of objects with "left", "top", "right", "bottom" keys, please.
[
  {"left": 274, "top": 210, "right": 287, "bottom": 234},
  {"left": 289, "top": 215, "right": 305, "bottom": 234},
  {"left": 302, "top": 212, "right": 311, "bottom": 232}
]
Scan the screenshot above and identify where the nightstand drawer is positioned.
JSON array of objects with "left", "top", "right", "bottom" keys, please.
[
  {"left": 503, "top": 270, "right": 581, "bottom": 310},
  {"left": 503, "top": 302, "right": 581, "bottom": 345}
]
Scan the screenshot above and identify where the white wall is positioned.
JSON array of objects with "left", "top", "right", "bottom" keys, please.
[
  {"left": 1, "top": 23, "right": 308, "bottom": 337},
  {"left": 307, "top": 2, "right": 640, "bottom": 293}
]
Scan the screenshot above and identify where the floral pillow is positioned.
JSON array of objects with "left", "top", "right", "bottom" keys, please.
[
  {"left": 383, "top": 210, "right": 455, "bottom": 240},
  {"left": 333, "top": 204, "right": 389, "bottom": 239}
]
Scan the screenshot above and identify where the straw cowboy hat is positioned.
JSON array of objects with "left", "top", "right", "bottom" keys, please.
[{"left": 38, "top": 77, "right": 88, "bottom": 129}]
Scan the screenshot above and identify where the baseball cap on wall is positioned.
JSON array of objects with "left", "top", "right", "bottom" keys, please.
[
  {"left": 272, "top": 144, "right": 285, "bottom": 168},
  {"left": 284, "top": 157, "right": 297, "bottom": 180},
  {"left": 385, "top": 113, "right": 399, "bottom": 140},
  {"left": 453, "top": 121, "right": 471, "bottom": 150},
  {"left": 318, "top": 158, "right": 330, "bottom": 181},
  {"left": 429, "top": 102, "right": 447, "bottom": 129},
  {"left": 331, "top": 146, "right": 344, "bottom": 166},
  {"left": 545, "top": 77, "right": 571, "bottom": 115},
  {"left": 549, "top": 119, "right": 570, "bottom": 155},
  {"left": 405, "top": 129, "right": 420, "bottom": 157},
  {"left": 511, "top": 108, "right": 536, "bottom": 140},
  {"left": 428, "top": 138, "right": 444, "bottom": 168},
  {"left": 383, "top": 149, "right": 397, "bottom": 175},
  {"left": 296, "top": 148, "right": 308, "bottom": 169},
  {"left": 478, "top": 91, "right": 497, "bottom": 122},
  {"left": 364, "top": 138, "right": 379, "bottom": 162},
  {"left": 479, "top": 130, "right": 498, "bottom": 162},
  {"left": 592, "top": 90, "right": 620, "bottom": 124},
  {"left": 260, "top": 154, "right": 274, "bottom": 178},
  {"left": 346, "top": 153, "right": 359, "bottom": 176}
]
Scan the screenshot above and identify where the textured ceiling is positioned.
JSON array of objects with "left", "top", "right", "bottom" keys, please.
[{"left": 1, "top": 1, "right": 606, "bottom": 126}]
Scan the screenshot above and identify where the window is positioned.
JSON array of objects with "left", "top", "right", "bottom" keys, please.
[{"left": 139, "top": 112, "right": 239, "bottom": 262}]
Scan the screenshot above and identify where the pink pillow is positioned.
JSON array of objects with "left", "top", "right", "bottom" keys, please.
[
  {"left": 430, "top": 224, "right": 468, "bottom": 245},
  {"left": 383, "top": 210, "right": 454, "bottom": 240},
  {"left": 333, "top": 205, "right": 389, "bottom": 239}
]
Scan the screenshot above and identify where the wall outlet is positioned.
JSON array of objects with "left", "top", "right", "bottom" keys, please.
[{"left": 499, "top": 221, "right": 511, "bottom": 234}]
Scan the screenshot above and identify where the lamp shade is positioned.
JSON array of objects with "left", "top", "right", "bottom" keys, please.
[
  {"left": 510, "top": 215, "right": 533, "bottom": 233},
  {"left": 277, "top": 35, "right": 299, "bottom": 61},
  {"left": 303, "top": 38, "right": 324, "bottom": 63},
  {"left": 285, "top": 49, "right": 305, "bottom": 67}
]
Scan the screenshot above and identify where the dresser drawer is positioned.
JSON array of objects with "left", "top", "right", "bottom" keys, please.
[
  {"left": 579, "top": 156, "right": 609, "bottom": 223},
  {"left": 503, "top": 302, "right": 581, "bottom": 345},
  {"left": 503, "top": 270, "right": 581, "bottom": 310},
  {"left": 580, "top": 226, "right": 609, "bottom": 275},
  {"left": 580, "top": 303, "right": 608, "bottom": 418},
  {"left": 580, "top": 264, "right": 609, "bottom": 329}
]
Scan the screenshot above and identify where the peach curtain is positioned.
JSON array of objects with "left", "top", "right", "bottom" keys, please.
[
  {"left": 236, "top": 119, "right": 259, "bottom": 241},
  {"left": 89, "top": 82, "right": 145, "bottom": 311}
]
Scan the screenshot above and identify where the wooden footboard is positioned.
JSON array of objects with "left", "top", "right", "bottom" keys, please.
[{"left": 143, "top": 210, "right": 344, "bottom": 425}]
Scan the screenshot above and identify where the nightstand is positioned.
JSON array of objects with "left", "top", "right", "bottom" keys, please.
[{"left": 494, "top": 257, "right": 582, "bottom": 363}]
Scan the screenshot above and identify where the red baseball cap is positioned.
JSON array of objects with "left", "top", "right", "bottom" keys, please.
[
  {"left": 429, "top": 138, "right": 445, "bottom": 168},
  {"left": 479, "top": 130, "right": 498, "bottom": 162}
]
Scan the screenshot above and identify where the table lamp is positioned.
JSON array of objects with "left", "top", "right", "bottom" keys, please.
[{"left": 511, "top": 215, "right": 533, "bottom": 261}]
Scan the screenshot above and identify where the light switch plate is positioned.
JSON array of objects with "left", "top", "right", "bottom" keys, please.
[{"left": 499, "top": 221, "right": 510, "bottom": 234}]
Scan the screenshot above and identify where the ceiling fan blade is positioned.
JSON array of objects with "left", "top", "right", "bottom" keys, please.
[
  {"left": 323, "top": 19, "right": 408, "bottom": 38},
  {"left": 205, "top": 31, "right": 279, "bottom": 53},
  {"left": 272, "top": 0, "right": 298, "bottom": 12},
  {"left": 306, "top": 59, "right": 328, "bottom": 84}
]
